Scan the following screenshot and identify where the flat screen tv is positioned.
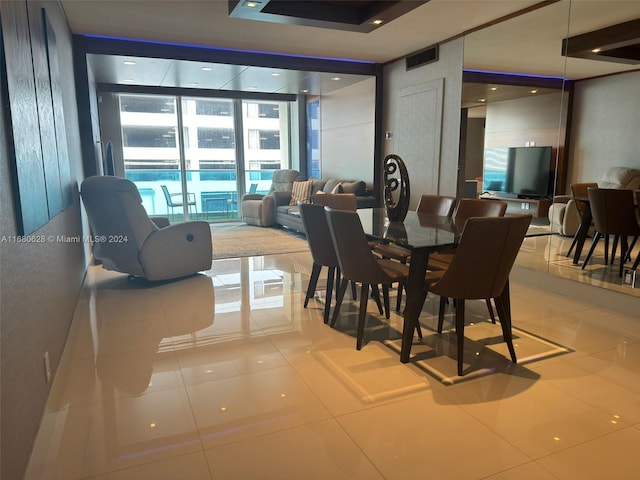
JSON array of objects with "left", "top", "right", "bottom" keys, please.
[{"left": 482, "top": 146, "right": 553, "bottom": 199}]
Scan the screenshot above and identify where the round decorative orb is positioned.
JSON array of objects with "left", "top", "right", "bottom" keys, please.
[{"left": 383, "top": 154, "right": 410, "bottom": 222}]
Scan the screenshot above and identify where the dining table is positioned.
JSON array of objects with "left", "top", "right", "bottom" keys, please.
[{"left": 357, "top": 208, "right": 460, "bottom": 363}]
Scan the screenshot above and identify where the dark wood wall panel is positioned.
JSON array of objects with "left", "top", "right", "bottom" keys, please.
[
  {"left": 1, "top": 1, "right": 72, "bottom": 235},
  {"left": 1, "top": 0, "right": 49, "bottom": 234}
]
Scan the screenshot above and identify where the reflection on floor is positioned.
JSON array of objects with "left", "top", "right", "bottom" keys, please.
[
  {"left": 25, "top": 248, "right": 640, "bottom": 480},
  {"left": 519, "top": 231, "right": 640, "bottom": 298}
]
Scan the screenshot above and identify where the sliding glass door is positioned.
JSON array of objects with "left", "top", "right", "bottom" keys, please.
[
  {"left": 241, "top": 99, "right": 290, "bottom": 196},
  {"left": 117, "top": 93, "right": 291, "bottom": 222}
]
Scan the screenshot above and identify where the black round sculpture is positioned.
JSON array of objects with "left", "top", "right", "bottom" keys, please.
[{"left": 383, "top": 154, "right": 410, "bottom": 222}]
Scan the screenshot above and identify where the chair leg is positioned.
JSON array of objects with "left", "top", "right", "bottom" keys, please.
[
  {"left": 304, "top": 263, "right": 322, "bottom": 308},
  {"left": 381, "top": 284, "right": 391, "bottom": 319},
  {"left": 581, "top": 233, "right": 602, "bottom": 269},
  {"left": 437, "top": 296, "right": 447, "bottom": 333},
  {"left": 454, "top": 298, "right": 465, "bottom": 377},
  {"left": 370, "top": 284, "right": 384, "bottom": 315},
  {"left": 620, "top": 236, "right": 638, "bottom": 278},
  {"left": 330, "top": 278, "right": 349, "bottom": 327},
  {"left": 486, "top": 299, "right": 497, "bottom": 324},
  {"left": 566, "top": 230, "right": 579, "bottom": 257},
  {"left": 356, "top": 283, "right": 370, "bottom": 350},
  {"left": 494, "top": 293, "right": 517, "bottom": 365},
  {"left": 633, "top": 246, "right": 640, "bottom": 270},
  {"left": 351, "top": 280, "right": 358, "bottom": 300},
  {"left": 324, "top": 266, "right": 335, "bottom": 324}
]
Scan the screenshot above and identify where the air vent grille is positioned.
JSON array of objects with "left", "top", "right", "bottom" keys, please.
[{"left": 406, "top": 45, "right": 439, "bottom": 70}]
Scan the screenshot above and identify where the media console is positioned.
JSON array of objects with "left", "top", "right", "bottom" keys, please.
[{"left": 480, "top": 195, "right": 551, "bottom": 218}]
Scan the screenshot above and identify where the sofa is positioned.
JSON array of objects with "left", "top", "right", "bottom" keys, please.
[
  {"left": 549, "top": 166, "right": 640, "bottom": 236},
  {"left": 241, "top": 169, "right": 301, "bottom": 227},
  {"left": 275, "top": 178, "right": 377, "bottom": 234}
]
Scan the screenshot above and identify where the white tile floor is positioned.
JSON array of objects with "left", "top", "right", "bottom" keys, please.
[{"left": 25, "top": 233, "right": 640, "bottom": 480}]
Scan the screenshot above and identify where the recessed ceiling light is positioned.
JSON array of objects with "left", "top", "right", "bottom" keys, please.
[
  {"left": 372, "top": 19, "right": 384, "bottom": 25},
  {"left": 490, "top": 87, "right": 498, "bottom": 91},
  {"left": 300, "top": 89, "right": 309, "bottom": 93},
  {"left": 188, "top": 82, "right": 199, "bottom": 86},
  {"left": 331, "top": 77, "right": 342, "bottom": 81},
  {"left": 123, "top": 78, "right": 134, "bottom": 83},
  {"left": 530, "top": 89, "right": 538, "bottom": 94},
  {"left": 201, "top": 67, "right": 213, "bottom": 71},
  {"left": 271, "top": 73, "right": 281, "bottom": 77},
  {"left": 591, "top": 48, "right": 602, "bottom": 53},
  {"left": 478, "top": 98, "right": 486, "bottom": 102},
  {"left": 123, "top": 60, "right": 136, "bottom": 66},
  {"left": 247, "top": 86, "right": 257, "bottom": 90},
  {"left": 244, "top": 1, "right": 260, "bottom": 7}
]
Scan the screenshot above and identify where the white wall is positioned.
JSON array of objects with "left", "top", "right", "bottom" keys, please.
[
  {"left": 569, "top": 70, "right": 640, "bottom": 183},
  {"left": 320, "top": 77, "right": 376, "bottom": 181},
  {"left": 382, "top": 38, "right": 464, "bottom": 205}
]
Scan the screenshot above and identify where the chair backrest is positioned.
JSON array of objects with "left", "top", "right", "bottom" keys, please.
[
  {"left": 161, "top": 185, "right": 174, "bottom": 206},
  {"left": 570, "top": 182, "right": 598, "bottom": 198},
  {"left": 416, "top": 194, "right": 456, "bottom": 216},
  {"left": 311, "top": 193, "right": 357, "bottom": 211},
  {"left": 81, "top": 176, "right": 159, "bottom": 276},
  {"left": 268, "top": 169, "right": 300, "bottom": 193},
  {"left": 325, "top": 207, "right": 392, "bottom": 284},
  {"left": 430, "top": 215, "right": 532, "bottom": 300},
  {"left": 587, "top": 187, "right": 640, "bottom": 236},
  {"left": 298, "top": 203, "right": 339, "bottom": 268},
  {"left": 452, "top": 198, "right": 507, "bottom": 231}
]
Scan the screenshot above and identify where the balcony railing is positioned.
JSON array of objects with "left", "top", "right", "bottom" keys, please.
[{"left": 125, "top": 168, "right": 277, "bottom": 221}]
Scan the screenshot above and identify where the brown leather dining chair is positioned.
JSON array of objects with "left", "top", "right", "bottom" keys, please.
[
  {"left": 311, "top": 192, "right": 366, "bottom": 300},
  {"left": 300, "top": 201, "right": 385, "bottom": 324},
  {"left": 425, "top": 214, "right": 532, "bottom": 376},
  {"left": 581, "top": 188, "right": 640, "bottom": 277},
  {"left": 325, "top": 207, "right": 422, "bottom": 350},
  {"left": 565, "top": 182, "right": 599, "bottom": 258},
  {"left": 428, "top": 198, "right": 508, "bottom": 324},
  {"left": 372, "top": 194, "right": 457, "bottom": 311},
  {"left": 299, "top": 202, "right": 341, "bottom": 324}
]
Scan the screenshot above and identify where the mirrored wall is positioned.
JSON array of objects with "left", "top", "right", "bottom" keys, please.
[{"left": 462, "top": 0, "right": 640, "bottom": 298}]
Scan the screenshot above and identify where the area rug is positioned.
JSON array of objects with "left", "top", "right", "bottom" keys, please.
[
  {"left": 383, "top": 323, "right": 572, "bottom": 385},
  {"left": 211, "top": 223, "right": 309, "bottom": 259}
]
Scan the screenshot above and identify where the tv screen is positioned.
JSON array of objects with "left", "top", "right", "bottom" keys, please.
[{"left": 483, "top": 146, "right": 552, "bottom": 198}]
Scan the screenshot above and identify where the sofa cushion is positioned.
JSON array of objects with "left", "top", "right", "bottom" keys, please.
[
  {"left": 289, "top": 180, "right": 313, "bottom": 205},
  {"left": 322, "top": 179, "right": 342, "bottom": 194},
  {"left": 309, "top": 178, "right": 327, "bottom": 194},
  {"left": 341, "top": 180, "right": 367, "bottom": 196}
]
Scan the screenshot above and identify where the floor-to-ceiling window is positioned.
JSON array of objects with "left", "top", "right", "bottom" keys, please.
[{"left": 114, "top": 93, "right": 292, "bottom": 222}]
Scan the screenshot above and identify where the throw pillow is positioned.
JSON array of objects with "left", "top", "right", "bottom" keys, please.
[
  {"left": 289, "top": 180, "right": 313, "bottom": 205},
  {"left": 330, "top": 182, "right": 343, "bottom": 194}
]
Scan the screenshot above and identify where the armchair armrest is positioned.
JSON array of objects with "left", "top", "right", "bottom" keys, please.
[
  {"left": 552, "top": 194, "right": 571, "bottom": 204},
  {"left": 140, "top": 221, "right": 212, "bottom": 281},
  {"left": 241, "top": 193, "right": 264, "bottom": 202},
  {"left": 272, "top": 190, "right": 293, "bottom": 207}
]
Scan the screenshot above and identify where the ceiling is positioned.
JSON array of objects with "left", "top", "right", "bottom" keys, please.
[{"left": 62, "top": 0, "right": 640, "bottom": 98}]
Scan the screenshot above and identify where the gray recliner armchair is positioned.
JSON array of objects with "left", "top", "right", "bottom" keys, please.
[
  {"left": 241, "top": 169, "right": 300, "bottom": 226},
  {"left": 80, "top": 175, "right": 212, "bottom": 281}
]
